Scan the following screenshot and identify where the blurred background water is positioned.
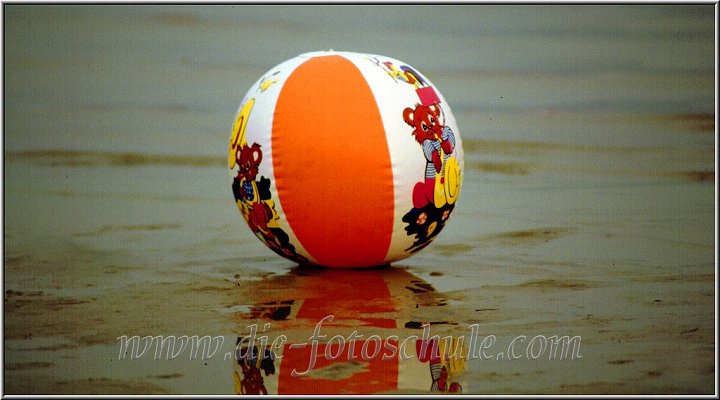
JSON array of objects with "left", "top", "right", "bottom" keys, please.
[
  {"left": 3, "top": 4, "right": 716, "bottom": 395},
  {"left": 3, "top": 5, "right": 715, "bottom": 155}
]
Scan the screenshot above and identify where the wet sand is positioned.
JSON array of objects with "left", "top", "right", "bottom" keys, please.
[
  {"left": 4, "top": 134, "right": 714, "bottom": 393},
  {"left": 3, "top": 5, "right": 716, "bottom": 395}
]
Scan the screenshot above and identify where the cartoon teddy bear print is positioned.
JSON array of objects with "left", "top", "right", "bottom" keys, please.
[
  {"left": 403, "top": 103, "right": 456, "bottom": 209},
  {"left": 231, "top": 142, "right": 308, "bottom": 264}
]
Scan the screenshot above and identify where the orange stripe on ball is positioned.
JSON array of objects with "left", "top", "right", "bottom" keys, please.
[{"left": 272, "top": 55, "right": 394, "bottom": 267}]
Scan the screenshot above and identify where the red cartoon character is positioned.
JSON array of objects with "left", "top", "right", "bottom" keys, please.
[
  {"left": 239, "top": 362, "right": 267, "bottom": 395},
  {"left": 236, "top": 143, "right": 262, "bottom": 183},
  {"left": 233, "top": 143, "right": 278, "bottom": 244},
  {"left": 403, "top": 103, "right": 456, "bottom": 209},
  {"left": 235, "top": 344, "right": 269, "bottom": 395},
  {"left": 246, "top": 201, "right": 275, "bottom": 240}
]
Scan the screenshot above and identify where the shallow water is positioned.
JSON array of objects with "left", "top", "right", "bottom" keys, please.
[{"left": 3, "top": 5, "right": 716, "bottom": 394}]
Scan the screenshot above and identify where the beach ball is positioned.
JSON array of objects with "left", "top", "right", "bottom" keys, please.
[{"left": 228, "top": 51, "right": 463, "bottom": 268}]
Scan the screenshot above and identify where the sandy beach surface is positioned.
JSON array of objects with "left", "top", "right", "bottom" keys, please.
[{"left": 3, "top": 5, "right": 716, "bottom": 394}]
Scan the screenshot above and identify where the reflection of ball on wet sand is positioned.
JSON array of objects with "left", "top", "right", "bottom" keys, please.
[{"left": 228, "top": 51, "right": 464, "bottom": 268}]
